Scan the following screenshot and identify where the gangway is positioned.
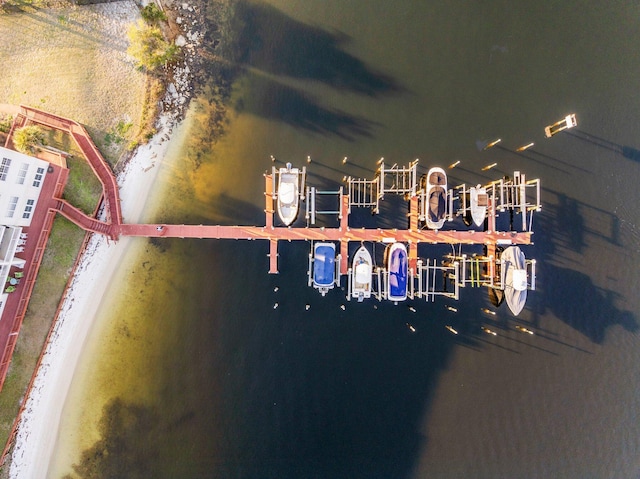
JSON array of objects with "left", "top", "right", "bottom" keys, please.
[
  {"left": 414, "top": 258, "right": 460, "bottom": 301},
  {"left": 377, "top": 159, "right": 419, "bottom": 200},
  {"left": 305, "top": 186, "right": 344, "bottom": 225},
  {"left": 347, "top": 176, "right": 380, "bottom": 213},
  {"left": 486, "top": 171, "right": 541, "bottom": 231}
]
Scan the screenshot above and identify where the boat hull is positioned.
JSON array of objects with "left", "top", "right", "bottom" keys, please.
[
  {"left": 351, "top": 245, "right": 372, "bottom": 301},
  {"left": 425, "top": 167, "right": 447, "bottom": 230},
  {"left": 277, "top": 164, "right": 300, "bottom": 226},
  {"left": 386, "top": 242, "right": 408, "bottom": 302},
  {"left": 313, "top": 242, "right": 336, "bottom": 295},
  {"left": 501, "top": 245, "right": 527, "bottom": 316},
  {"left": 470, "top": 185, "right": 488, "bottom": 227}
]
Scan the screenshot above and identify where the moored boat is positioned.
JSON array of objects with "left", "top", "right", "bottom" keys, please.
[
  {"left": 313, "top": 242, "right": 336, "bottom": 296},
  {"left": 351, "top": 245, "right": 372, "bottom": 302},
  {"left": 424, "top": 167, "right": 447, "bottom": 230},
  {"left": 469, "top": 185, "right": 488, "bottom": 227},
  {"left": 386, "top": 242, "right": 407, "bottom": 302},
  {"left": 277, "top": 163, "right": 300, "bottom": 226},
  {"left": 501, "top": 245, "right": 528, "bottom": 316}
]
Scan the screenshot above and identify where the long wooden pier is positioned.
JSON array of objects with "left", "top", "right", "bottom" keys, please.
[{"left": 118, "top": 173, "right": 532, "bottom": 274}]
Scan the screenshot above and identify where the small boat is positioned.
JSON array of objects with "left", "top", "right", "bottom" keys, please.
[
  {"left": 313, "top": 242, "right": 336, "bottom": 296},
  {"left": 501, "top": 246, "right": 528, "bottom": 316},
  {"left": 277, "top": 163, "right": 300, "bottom": 226},
  {"left": 351, "top": 245, "right": 372, "bottom": 302},
  {"left": 386, "top": 242, "right": 407, "bottom": 302},
  {"left": 469, "top": 185, "right": 488, "bottom": 227},
  {"left": 423, "top": 167, "right": 447, "bottom": 230}
]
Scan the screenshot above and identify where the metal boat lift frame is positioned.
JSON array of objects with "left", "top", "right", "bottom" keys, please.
[
  {"left": 305, "top": 186, "right": 344, "bottom": 225},
  {"left": 271, "top": 164, "right": 307, "bottom": 202},
  {"left": 486, "top": 171, "right": 541, "bottom": 232}
]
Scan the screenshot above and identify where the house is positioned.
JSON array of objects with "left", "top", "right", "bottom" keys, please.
[{"left": 0, "top": 146, "right": 50, "bottom": 317}]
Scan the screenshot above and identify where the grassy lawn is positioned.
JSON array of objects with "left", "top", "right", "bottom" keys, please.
[
  {"left": 0, "top": 218, "right": 87, "bottom": 466},
  {"left": 0, "top": 0, "right": 149, "bottom": 166},
  {"left": 0, "top": 0, "right": 154, "bottom": 471}
]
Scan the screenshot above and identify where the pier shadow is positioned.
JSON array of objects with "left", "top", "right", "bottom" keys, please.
[
  {"left": 567, "top": 130, "right": 640, "bottom": 163},
  {"left": 530, "top": 199, "right": 637, "bottom": 343}
]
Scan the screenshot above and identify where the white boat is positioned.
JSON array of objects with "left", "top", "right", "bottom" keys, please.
[
  {"left": 313, "top": 242, "right": 336, "bottom": 296},
  {"left": 277, "top": 163, "right": 300, "bottom": 226},
  {"left": 351, "top": 245, "right": 372, "bottom": 302},
  {"left": 501, "top": 246, "right": 528, "bottom": 316},
  {"left": 424, "top": 167, "right": 447, "bottom": 230},
  {"left": 386, "top": 242, "right": 408, "bottom": 302},
  {"left": 469, "top": 185, "right": 488, "bottom": 227}
]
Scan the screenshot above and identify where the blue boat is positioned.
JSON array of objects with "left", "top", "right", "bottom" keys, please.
[
  {"left": 386, "top": 242, "right": 408, "bottom": 302},
  {"left": 313, "top": 242, "right": 336, "bottom": 296}
]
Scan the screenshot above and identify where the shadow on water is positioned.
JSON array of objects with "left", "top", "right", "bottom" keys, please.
[
  {"left": 69, "top": 399, "right": 162, "bottom": 478},
  {"left": 234, "top": 73, "right": 378, "bottom": 141},
  {"left": 531, "top": 194, "right": 637, "bottom": 343},
  {"left": 566, "top": 130, "right": 640, "bottom": 163},
  {"left": 231, "top": 0, "right": 403, "bottom": 97},
  {"left": 200, "top": 0, "right": 402, "bottom": 140}
]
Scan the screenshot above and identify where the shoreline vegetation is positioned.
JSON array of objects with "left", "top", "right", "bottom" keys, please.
[{"left": 0, "top": 0, "right": 236, "bottom": 476}]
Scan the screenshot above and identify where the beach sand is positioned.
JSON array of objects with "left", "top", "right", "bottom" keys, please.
[{"left": 8, "top": 117, "right": 177, "bottom": 478}]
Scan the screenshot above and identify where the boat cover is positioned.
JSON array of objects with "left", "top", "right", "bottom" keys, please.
[
  {"left": 314, "top": 244, "right": 335, "bottom": 286},
  {"left": 389, "top": 246, "right": 407, "bottom": 299}
]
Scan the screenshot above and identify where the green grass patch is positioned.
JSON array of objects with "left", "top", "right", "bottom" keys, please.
[
  {"left": 0, "top": 218, "right": 87, "bottom": 470},
  {"left": 62, "top": 156, "right": 103, "bottom": 215}
]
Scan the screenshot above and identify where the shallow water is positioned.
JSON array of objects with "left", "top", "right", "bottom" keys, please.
[{"left": 52, "top": 1, "right": 640, "bottom": 477}]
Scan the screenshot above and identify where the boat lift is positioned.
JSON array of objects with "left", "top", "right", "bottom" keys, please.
[
  {"left": 544, "top": 113, "right": 577, "bottom": 138},
  {"left": 486, "top": 171, "right": 541, "bottom": 232},
  {"left": 271, "top": 163, "right": 307, "bottom": 201},
  {"left": 377, "top": 159, "right": 419, "bottom": 200},
  {"left": 375, "top": 266, "right": 416, "bottom": 302},
  {"left": 305, "top": 186, "right": 344, "bottom": 225},
  {"left": 347, "top": 176, "right": 380, "bottom": 214},
  {"left": 452, "top": 183, "right": 488, "bottom": 223},
  {"left": 414, "top": 258, "right": 460, "bottom": 301}
]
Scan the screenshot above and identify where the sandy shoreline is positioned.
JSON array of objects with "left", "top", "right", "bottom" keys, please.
[{"left": 8, "top": 117, "right": 177, "bottom": 478}]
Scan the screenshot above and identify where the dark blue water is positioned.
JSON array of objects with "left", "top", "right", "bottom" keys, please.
[{"left": 60, "top": 1, "right": 640, "bottom": 477}]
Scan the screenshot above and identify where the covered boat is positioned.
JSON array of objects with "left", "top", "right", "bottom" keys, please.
[
  {"left": 501, "top": 245, "right": 528, "bottom": 316},
  {"left": 277, "top": 162, "right": 300, "bottom": 226},
  {"left": 424, "top": 167, "right": 447, "bottom": 230},
  {"left": 313, "top": 242, "right": 336, "bottom": 296},
  {"left": 386, "top": 242, "right": 407, "bottom": 302},
  {"left": 469, "top": 185, "right": 488, "bottom": 227},
  {"left": 351, "top": 245, "right": 372, "bottom": 302}
]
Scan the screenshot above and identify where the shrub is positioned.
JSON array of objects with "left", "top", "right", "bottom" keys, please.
[
  {"left": 13, "top": 125, "right": 46, "bottom": 154},
  {"left": 141, "top": 2, "right": 166, "bottom": 23},
  {"left": 127, "top": 20, "right": 179, "bottom": 71}
]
